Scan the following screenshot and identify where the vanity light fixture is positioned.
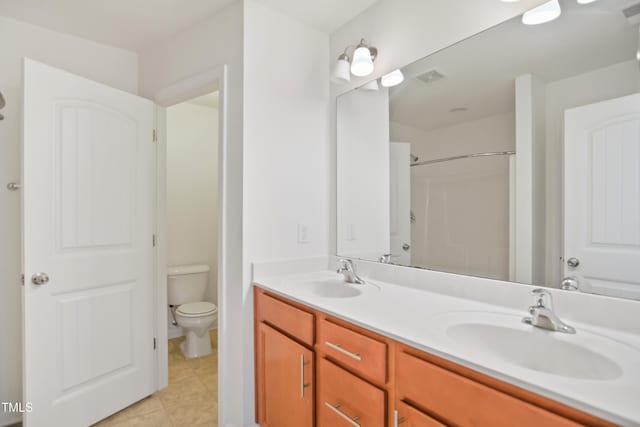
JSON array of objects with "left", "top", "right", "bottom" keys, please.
[
  {"left": 331, "top": 39, "right": 378, "bottom": 83},
  {"left": 522, "top": 0, "right": 561, "bottom": 25},
  {"left": 381, "top": 69, "right": 404, "bottom": 87}
]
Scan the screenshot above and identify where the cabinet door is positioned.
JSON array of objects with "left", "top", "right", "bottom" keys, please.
[{"left": 257, "top": 323, "right": 314, "bottom": 427}]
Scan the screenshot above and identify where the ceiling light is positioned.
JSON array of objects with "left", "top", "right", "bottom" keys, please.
[
  {"left": 381, "top": 69, "right": 404, "bottom": 87},
  {"left": 351, "top": 39, "right": 377, "bottom": 77},
  {"left": 522, "top": 0, "right": 561, "bottom": 25},
  {"left": 332, "top": 52, "right": 351, "bottom": 83}
]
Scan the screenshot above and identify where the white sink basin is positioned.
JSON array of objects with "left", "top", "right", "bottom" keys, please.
[
  {"left": 309, "top": 279, "right": 363, "bottom": 298},
  {"left": 432, "top": 312, "right": 640, "bottom": 381}
]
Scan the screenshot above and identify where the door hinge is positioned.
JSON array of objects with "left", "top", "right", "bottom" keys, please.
[
  {"left": 153, "top": 234, "right": 157, "bottom": 247},
  {"left": 153, "top": 129, "right": 157, "bottom": 142},
  {"left": 20, "top": 274, "right": 24, "bottom": 286},
  {"left": 153, "top": 337, "right": 157, "bottom": 350}
]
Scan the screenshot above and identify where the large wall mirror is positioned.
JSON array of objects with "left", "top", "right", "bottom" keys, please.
[{"left": 337, "top": 0, "right": 640, "bottom": 300}]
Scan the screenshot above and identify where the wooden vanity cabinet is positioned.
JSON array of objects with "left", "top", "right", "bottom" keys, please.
[
  {"left": 254, "top": 285, "right": 616, "bottom": 427},
  {"left": 254, "top": 289, "right": 316, "bottom": 426}
]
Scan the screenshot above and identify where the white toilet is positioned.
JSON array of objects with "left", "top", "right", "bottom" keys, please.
[{"left": 167, "top": 264, "right": 218, "bottom": 358}]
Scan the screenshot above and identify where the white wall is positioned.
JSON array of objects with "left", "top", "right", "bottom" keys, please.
[
  {"left": 166, "top": 101, "right": 219, "bottom": 324},
  {"left": 337, "top": 88, "right": 390, "bottom": 260},
  {"left": 138, "top": 2, "right": 245, "bottom": 424},
  {"left": 393, "top": 112, "right": 515, "bottom": 161},
  {"left": 243, "top": 1, "right": 330, "bottom": 423},
  {"left": 544, "top": 60, "right": 640, "bottom": 286},
  {"left": 0, "top": 16, "right": 139, "bottom": 427}
]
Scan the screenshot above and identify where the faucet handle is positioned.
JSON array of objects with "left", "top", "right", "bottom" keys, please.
[{"left": 531, "top": 288, "right": 553, "bottom": 310}]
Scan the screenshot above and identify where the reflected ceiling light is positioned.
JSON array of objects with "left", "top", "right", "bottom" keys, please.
[
  {"left": 577, "top": 0, "right": 598, "bottom": 3},
  {"left": 381, "top": 69, "right": 404, "bottom": 87},
  {"left": 331, "top": 39, "right": 378, "bottom": 84},
  {"left": 522, "top": 0, "right": 561, "bottom": 25},
  {"left": 351, "top": 39, "right": 377, "bottom": 77},
  {"left": 331, "top": 52, "right": 351, "bottom": 83}
]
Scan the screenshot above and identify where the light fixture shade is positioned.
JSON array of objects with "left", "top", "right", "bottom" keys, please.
[
  {"left": 351, "top": 46, "right": 375, "bottom": 77},
  {"left": 381, "top": 69, "right": 404, "bottom": 87},
  {"left": 360, "top": 79, "right": 379, "bottom": 91},
  {"left": 522, "top": 0, "right": 561, "bottom": 25},
  {"left": 332, "top": 56, "right": 351, "bottom": 83}
]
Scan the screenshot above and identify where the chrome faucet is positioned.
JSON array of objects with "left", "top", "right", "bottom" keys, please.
[
  {"left": 337, "top": 258, "right": 365, "bottom": 285},
  {"left": 522, "top": 289, "right": 575, "bottom": 334}
]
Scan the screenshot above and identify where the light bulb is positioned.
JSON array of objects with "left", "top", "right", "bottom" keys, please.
[
  {"left": 381, "top": 69, "right": 404, "bottom": 87},
  {"left": 351, "top": 45, "right": 374, "bottom": 77},
  {"left": 522, "top": 0, "right": 561, "bottom": 25}
]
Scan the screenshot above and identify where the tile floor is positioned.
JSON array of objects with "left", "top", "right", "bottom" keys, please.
[{"left": 93, "top": 330, "right": 218, "bottom": 427}]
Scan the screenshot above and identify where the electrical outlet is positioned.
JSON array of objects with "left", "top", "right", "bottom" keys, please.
[{"left": 297, "top": 224, "right": 309, "bottom": 244}]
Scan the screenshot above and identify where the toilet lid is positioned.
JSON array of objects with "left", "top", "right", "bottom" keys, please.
[{"left": 177, "top": 301, "right": 217, "bottom": 317}]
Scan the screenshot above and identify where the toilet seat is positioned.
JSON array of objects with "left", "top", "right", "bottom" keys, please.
[{"left": 176, "top": 301, "right": 217, "bottom": 317}]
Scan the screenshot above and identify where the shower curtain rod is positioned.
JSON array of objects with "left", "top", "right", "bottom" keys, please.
[{"left": 410, "top": 150, "right": 515, "bottom": 167}]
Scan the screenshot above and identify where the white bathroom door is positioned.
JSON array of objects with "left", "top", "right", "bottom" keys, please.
[
  {"left": 564, "top": 93, "right": 640, "bottom": 299},
  {"left": 22, "top": 59, "right": 157, "bottom": 426},
  {"left": 390, "top": 143, "right": 411, "bottom": 265}
]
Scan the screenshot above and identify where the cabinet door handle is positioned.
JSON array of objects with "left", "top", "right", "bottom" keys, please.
[
  {"left": 300, "top": 355, "right": 310, "bottom": 397},
  {"left": 324, "top": 402, "right": 361, "bottom": 427},
  {"left": 325, "top": 341, "right": 362, "bottom": 361},
  {"left": 394, "top": 409, "right": 406, "bottom": 426}
]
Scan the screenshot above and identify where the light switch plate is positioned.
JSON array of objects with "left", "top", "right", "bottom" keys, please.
[{"left": 297, "top": 224, "right": 309, "bottom": 244}]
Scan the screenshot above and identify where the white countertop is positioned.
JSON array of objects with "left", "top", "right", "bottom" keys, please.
[{"left": 254, "top": 270, "right": 640, "bottom": 426}]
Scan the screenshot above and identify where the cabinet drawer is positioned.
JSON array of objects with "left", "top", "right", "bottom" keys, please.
[
  {"left": 396, "top": 401, "right": 445, "bottom": 427},
  {"left": 318, "top": 358, "right": 385, "bottom": 427},
  {"left": 318, "top": 318, "right": 387, "bottom": 383},
  {"left": 256, "top": 290, "right": 314, "bottom": 346},
  {"left": 396, "top": 351, "right": 580, "bottom": 427}
]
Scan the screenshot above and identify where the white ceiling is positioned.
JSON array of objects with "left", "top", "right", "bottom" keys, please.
[
  {"left": 0, "top": 0, "right": 237, "bottom": 51},
  {"left": 0, "top": 0, "right": 380, "bottom": 52},
  {"left": 389, "top": 0, "right": 638, "bottom": 132},
  {"left": 258, "top": 0, "right": 380, "bottom": 33}
]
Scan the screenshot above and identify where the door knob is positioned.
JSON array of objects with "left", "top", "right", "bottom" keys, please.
[
  {"left": 31, "top": 272, "right": 50, "bottom": 285},
  {"left": 561, "top": 276, "right": 579, "bottom": 291},
  {"left": 402, "top": 243, "right": 410, "bottom": 251},
  {"left": 567, "top": 257, "right": 580, "bottom": 268}
]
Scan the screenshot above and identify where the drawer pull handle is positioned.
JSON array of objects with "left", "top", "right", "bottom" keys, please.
[
  {"left": 325, "top": 341, "right": 362, "bottom": 361},
  {"left": 324, "top": 402, "right": 361, "bottom": 427},
  {"left": 300, "top": 355, "right": 310, "bottom": 397}
]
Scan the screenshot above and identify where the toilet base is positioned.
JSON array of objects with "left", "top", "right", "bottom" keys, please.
[{"left": 180, "top": 329, "right": 212, "bottom": 359}]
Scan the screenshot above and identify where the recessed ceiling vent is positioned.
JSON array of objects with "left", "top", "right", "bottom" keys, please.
[
  {"left": 622, "top": 2, "right": 640, "bottom": 25},
  {"left": 415, "top": 69, "right": 445, "bottom": 84}
]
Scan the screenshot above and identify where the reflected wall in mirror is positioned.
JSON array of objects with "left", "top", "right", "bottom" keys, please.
[{"left": 337, "top": 0, "right": 640, "bottom": 300}]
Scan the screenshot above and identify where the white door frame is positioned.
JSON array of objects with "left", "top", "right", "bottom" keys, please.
[{"left": 152, "top": 65, "right": 228, "bottom": 407}]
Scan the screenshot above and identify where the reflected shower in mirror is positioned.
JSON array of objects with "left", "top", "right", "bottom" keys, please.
[{"left": 337, "top": 0, "right": 640, "bottom": 300}]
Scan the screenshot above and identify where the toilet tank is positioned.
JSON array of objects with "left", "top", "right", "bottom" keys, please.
[{"left": 167, "top": 264, "right": 210, "bottom": 306}]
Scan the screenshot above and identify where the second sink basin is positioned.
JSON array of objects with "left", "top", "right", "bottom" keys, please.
[{"left": 431, "top": 312, "right": 640, "bottom": 382}]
